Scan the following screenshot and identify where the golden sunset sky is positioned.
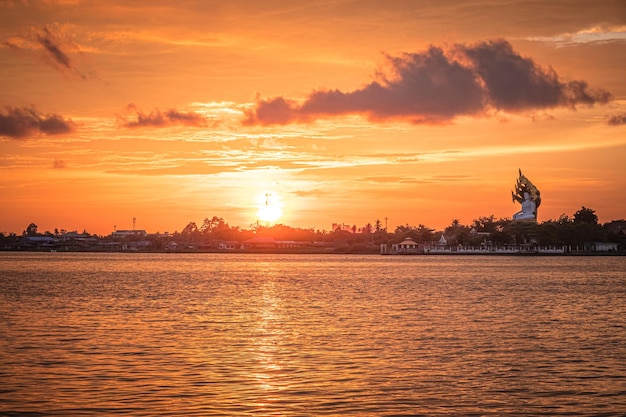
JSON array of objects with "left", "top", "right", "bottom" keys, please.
[{"left": 1, "top": 0, "right": 625, "bottom": 235}]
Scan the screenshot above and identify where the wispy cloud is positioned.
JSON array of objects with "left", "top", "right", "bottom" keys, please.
[
  {"left": 3, "top": 25, "right": 93, "bottom": 79},
  {"left": 244, "top": 39, "right": 611, "bottom": 126},
  {"left": 53, "top": 159, "right": 67, "bottom": 169},
  {"left": 120, "top": 104, "right": 212, "bottom": 129},
  {"left": 37, "top": 27, "right": 72, "bottom": 69},
  {"left": 0, "top": 106, "right": 76, "bottom": 139},
  {"left": 527, "top": 25, "right": 626, "bottom": 46},
  {"left": 607, "top": 113, "right": 626, "bottom": 126}
]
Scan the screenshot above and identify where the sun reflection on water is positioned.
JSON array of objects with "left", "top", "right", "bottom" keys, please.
[
  {"left": 1, "top": 253, "right": 625, "bottom": 415},
  {"left": 249, "top": 276, "right": 287, "bottom": 408}
]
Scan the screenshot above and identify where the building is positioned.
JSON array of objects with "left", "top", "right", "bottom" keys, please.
[
  {"left": 242, "top": 237, "right": 308, "bottom": 250},
  {"left": 165, "top": 241, "right": 180, "bottom": 251},
  {"left": 587, "top": 242, "right": 619, "bottom": 252},
  {"left": 215, "top": 240, "right": 240, "bottom": 250},
  {"left": 396, "top": 238, "right": 420, "bottom": 254},
  {"left": 242, "top": 237, "right": 278, "bottom": 249},
  {"left": 111, "top": 229, "right": 147, "bottom": 238},
  {"left": 19, "top": 236, "right": 58, "bottom": 249}
]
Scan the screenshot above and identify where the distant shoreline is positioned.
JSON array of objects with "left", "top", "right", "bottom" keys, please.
[{"left": 1, "top": 248, "right": 623, "bottom": 256}]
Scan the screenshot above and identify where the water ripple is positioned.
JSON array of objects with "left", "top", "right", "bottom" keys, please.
[{"left": 1, "top": 253, "right": 625, "bottom": 415}]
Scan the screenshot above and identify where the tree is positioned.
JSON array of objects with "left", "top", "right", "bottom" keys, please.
[
  {"left": 200, "top": 216, "right": 225, "bottom": 235},
  {"left": 444, "top": 219, "right": 472, "bottom": 246},
  {"left": 554, "top": 214, "right": 571, "bottom": 225},
  {"left": 394, "top": 224, "right": 411, "bottom": 234},
  {"left": 391, "top": 224, "right": 434, "bottom": 243},
  {"left": 573, "top": 206, "right": 598, "bottom": 225},
  {"left": 200, "top": 217, "right": 211, "bottom": 234},
  {"left": 181, "top": 222, "right": 200, "bottom": 242},
  {"left": 24, "top": 223, "right": 38, "bottom": 236},
  {"left": 181, "top": 222, "right": 198, "bottom": 234},
  {"left": 416, "top": 224, "right": 435, "bottom": 242},
  {"left": 472, "top": 215, "right": 497, "bottom": 233},
  {"left": 535, "top": 221, "right": 562, "bottom": 246}
]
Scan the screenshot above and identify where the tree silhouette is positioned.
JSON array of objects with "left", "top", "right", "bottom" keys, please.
[
  {"left": 24, "top": 223, "right": 38, "bottom": 236},
  {"left": 573, "top": 206, "right": 598, "bottom": 225}
]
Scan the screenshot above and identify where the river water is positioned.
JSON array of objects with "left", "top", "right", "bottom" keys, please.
[{"left": 1, "top": 253, "right": 625, "bottom": 416}]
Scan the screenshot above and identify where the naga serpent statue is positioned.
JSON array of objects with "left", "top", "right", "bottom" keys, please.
[{"left": 512, "top": 169, "right": 541, "bottom": 221}]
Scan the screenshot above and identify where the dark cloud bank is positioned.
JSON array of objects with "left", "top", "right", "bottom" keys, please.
[
  {"left": 0, "top": 107, "right": 75, "bottom": 138},
  {"left": 244, "top": 40, "right": 611, "bottom": 125}
]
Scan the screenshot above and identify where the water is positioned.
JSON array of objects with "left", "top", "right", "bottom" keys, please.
[{"left": 1, "top": 253, "right": 625, "bottom": 416}]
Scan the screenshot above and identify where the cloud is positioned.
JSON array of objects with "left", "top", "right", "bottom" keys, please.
[
  {"left": 53, "top": 159, "right": 67, "bottom": 169},
  {"left": 244, "top": 39, "right": 611, "bottom": 126},
  {"left": 607, "top": 113, "right": 626, "bottom": 126},
  {"left": 120, "top": 104, "right": 210, "bottom": 128},
  {"left": 35, "top": 26, "right": 90, "bottom": 79},
  {"left": 527, "top": 25, "right": 626, "bottom": 46},
  {"left": 0, "top": 107, "right": 76, "bottom": 139},
  {"left": 3, "top": 40, "right": 21, "bottom": 50},
  {"left": 459, "top": 40, "right": 611, "bottom": 110},
  {"left": 37, "top": 27, "right": 72, "bottom": 69},
  {"left": 4, "top": 25, "right": 91, "bottom": 79}
]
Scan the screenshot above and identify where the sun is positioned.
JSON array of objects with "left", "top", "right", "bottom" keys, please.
[{"left": 257, "top": 192, "right": 283, "bottom": 223}]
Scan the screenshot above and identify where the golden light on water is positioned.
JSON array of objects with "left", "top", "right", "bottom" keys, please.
[{"left": 2, "top": 253, "right": 625, "bottom": 414}]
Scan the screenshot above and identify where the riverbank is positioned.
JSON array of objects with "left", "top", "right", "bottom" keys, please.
[{"left": 1, "top": 247, "right": 623, "bottom": 256}]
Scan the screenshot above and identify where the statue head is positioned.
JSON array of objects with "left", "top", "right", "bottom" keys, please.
[{"left": 513, "top": 170, "right": 540, "bottom": 206}]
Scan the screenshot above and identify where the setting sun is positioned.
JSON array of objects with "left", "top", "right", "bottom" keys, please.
[
  {"left": 1, "top": 2, "right": 625, "bottom": 416},
  {"left": 0, "top": 1, "right": 624, "bottom": 236},
  {"left": 257, "top": 192, "right": 283, "bottom": 223}
]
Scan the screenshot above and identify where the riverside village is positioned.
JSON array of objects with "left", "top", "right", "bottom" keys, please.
[{"left": 1, "top": 171, "right": 624, "bottom": 255}]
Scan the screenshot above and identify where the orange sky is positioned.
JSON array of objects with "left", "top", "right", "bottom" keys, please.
[{"left": 1, "top": 0, "right": 625, "bottom": 235}]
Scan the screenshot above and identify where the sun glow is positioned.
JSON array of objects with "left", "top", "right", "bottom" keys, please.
[{"left": 256, "top": 192, "right": 283, "bottom": 223}]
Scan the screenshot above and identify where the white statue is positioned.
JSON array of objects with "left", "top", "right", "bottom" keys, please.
[
  {"left": 513, "top": 192, "right": 537, "bottom": 220},
  {"left": 512, "top": 169, "right": 540, "bottom": 222}
]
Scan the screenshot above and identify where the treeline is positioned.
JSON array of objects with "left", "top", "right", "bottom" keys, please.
[
  {"left": 2, "top": 207, "right": 625, "bottom": 252},
  {"left": 166, "top": 207, "right": 624, "bottom": 249}
]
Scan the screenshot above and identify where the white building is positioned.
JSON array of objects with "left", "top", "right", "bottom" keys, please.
[{"left": 111, "top": 229, "right": 147, "bottom": 238}]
